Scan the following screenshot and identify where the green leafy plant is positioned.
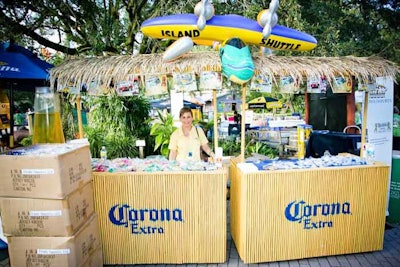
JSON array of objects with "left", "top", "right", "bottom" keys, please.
[
  {"left": 83, "top": 126, "right": 104, "bottom": 158},
  {"left": 20, "top": 135, "right": 33, "bottom": 147},
  {"left": 84, "top": 93, "right": 151, "bottom": 159},
  {"left": 104, "top": 132, "right": 138, "bottom": 159},
  {"left": 245, "top": 140, "right": 278, "bottom": 158},
  {"left": 219, "top": 138, "right": 241, "bottom": 157},
  {"left": 150, "top": 110, "right": 177, "bottom": 157}
]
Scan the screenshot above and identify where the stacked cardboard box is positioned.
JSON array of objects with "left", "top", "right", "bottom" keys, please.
[{"left": 0, "top": 144, "right": 103, "bottom": 267}]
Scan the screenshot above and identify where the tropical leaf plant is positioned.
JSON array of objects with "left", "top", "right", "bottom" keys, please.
[
  {"left": 245, "top": 139, "right": 278, "bottom": 158},
  {"left": 104, "top": 132, "right": 138, "bottom": 159},
  {"left": 84, "top": 93, "right": 151, "bottom": 159},
  {"left": 150, "top": 110, "right": 177, "bottom": 157},
  {"left": 20, "top": 135, "right": 33, "bottom": 147},
  {"left": 84, "top": 126, "right": 104, "bottom": 158},
  {"left": 219, "top": 138, "right": 241, "bottom": 157}
]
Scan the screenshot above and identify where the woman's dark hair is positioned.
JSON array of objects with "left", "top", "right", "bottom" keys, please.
[{"left": 179, "top": 107, "right": 193, "bottom": 118}]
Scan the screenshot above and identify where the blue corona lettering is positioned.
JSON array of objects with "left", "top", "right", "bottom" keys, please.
[
  {"left": 109, "top": 204, "right": 183, "bottom": 235},
  {"left": 285, "top": 200, "right": 351, "bottom": 230}
]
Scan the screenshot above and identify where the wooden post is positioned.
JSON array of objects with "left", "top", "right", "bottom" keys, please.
[
  {"left": 347, "top": 85, "right": 356, "bottom": 127},
  {"left": 360, "top": 91, "right": 369, "bottom": 158},
  {"left": 213, "top": 89, "right": 218, "bottom": 150},
  {"left": 240, "top": 83, "right": 247, "bottom": 162},
  {"left": 304, "top": 92, "right": 309, "bottom": 124}
]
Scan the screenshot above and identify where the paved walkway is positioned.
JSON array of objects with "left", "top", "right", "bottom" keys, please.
[{"left": 1, "top": 213, "right": 399, "bottom": 267}]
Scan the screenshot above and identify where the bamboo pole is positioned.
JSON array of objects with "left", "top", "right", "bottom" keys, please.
[
  {"left": 213, "top": 89, "right": 219, "bottom": 150},
  {"left": 76, "top": 95, "right": 84, "bottom": 139},
  {"left": 360, "top": 91, "right": 369, "bottom": 158},
  {"left": 240, "top": 83, "right": 246, "bottom": 162}
]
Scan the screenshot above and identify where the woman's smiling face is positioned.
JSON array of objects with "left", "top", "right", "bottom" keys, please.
[{"left": 180, "top": 111, "right": 193, "bottom": 127}]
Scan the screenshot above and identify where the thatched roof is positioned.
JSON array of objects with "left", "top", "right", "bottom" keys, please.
[{"left": 50, "top": 51, "right": 399, "bottom": 89}]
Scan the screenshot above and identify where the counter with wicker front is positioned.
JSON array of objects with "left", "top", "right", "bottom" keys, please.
[
  {"left": 230, "top": 158, "right": 389, "bottom": 263},
  {"left": 92, "top": 169, "right": 227, "bottom": 264}
]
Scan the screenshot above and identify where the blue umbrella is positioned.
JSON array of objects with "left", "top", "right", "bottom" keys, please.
[
  {"left": 0, "top": 42, "right": 53, "bottom": 79},
  {"left": 0, "top": 42, "right": 54, "bottom": 147}
]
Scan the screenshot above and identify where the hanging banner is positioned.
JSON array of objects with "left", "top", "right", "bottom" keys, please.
[
  {"left": 250, "top": 74, "right": 272, "bottom": 93},
  {"left": 307, "top": 76, "right": 327, "bottom": 94},
  {"left": 280, "top": 75, "right": 299, "bottom": 93},
  {"left": 85, "top": 81, "right": 112, "bottom": 95},
  {"left": 199, "top": 71, "right": 222, "bottom": 90},
  {"left": 116, "top": 77, "right": 140, "bottom": 96},
  {"left": 57, "top": 82, "right": 81, "bottom": 95},
  {"left": 332, "top": 76, "right": 352, "bottom": 93},
  {"left": 145, "top": 75, "right": 168, "bottom": 96},
  {"left": 366, "top": 76, "right": 393, "bottom": 214},
  {"left": 173, "top": 72, "right": 197, "bottom": 92},
  {"left": 358, "top": 77, "right": 375, "bottom": 92}
]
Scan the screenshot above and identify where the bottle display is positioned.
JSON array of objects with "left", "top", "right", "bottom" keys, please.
[
  {"left": 32, "top": 87, "right": 65, "bottom": 144},
  {"left": 100, "top": 146, "right": 107, "bottom": 160}
]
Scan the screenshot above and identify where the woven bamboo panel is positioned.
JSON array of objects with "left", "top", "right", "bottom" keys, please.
[
  {"left": 92, "top": 170, "right": 227, "bottom": 264},
  {"left": 230, "top": 162, "right": 389, "bottom": 263}
]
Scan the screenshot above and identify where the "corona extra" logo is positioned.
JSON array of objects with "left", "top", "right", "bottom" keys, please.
[
  {"left": 108, "top": 204, "right": 183, "bottom": 235},
  {"left": 284, "top": 200, "right": 351, "bottom": 230}
]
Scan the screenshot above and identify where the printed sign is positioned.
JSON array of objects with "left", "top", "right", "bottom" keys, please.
[
  {"left": 280, "top": 75, "right": 298, "bottom": 93},
  {"left": 86, "top": 81, "right": 113, "bottom": 95},
  {"left": 332, "top": 76, "right": 352, "bottom": 93},
  {"left": 365, "top": 76, "right": 394, "bottom": 213},
  {"left": 116, "top": 79, "right": 140, "bottom": 96},
  {"left": 307, "top": 76, "right": 327, "bottom": 93},
  {"left": 145, "top": 75, "right": 168, "bottom": 96},
  {"left": 250, "top": 74, "right": 272, "bottom": 92},
  {"left": 173, "top": 72, "right": 197, "bottom": 92},
  {"left": 199, "top": 71, "right": 222, "bottom": 90}
]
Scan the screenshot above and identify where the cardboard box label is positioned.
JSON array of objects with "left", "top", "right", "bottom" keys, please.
[
  {"left": 30, "top": 210, "right": 62, "bottom": 217},
  {"left": 17, "top": 211, "right": 46, "bottom": 232},
  {"left": 10, "top": 169, "right": 40, "bottom": 192},
  {"left": 9, "top": 163, "right": 88, "bottom": 190},
  {"left": 37, "top": 249, "right": 71, "bottom": 255},
  {"left": 22, "top": 169, "right": 55, "bottom": 175}
]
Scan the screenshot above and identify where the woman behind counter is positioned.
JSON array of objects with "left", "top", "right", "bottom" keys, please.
[{"left": 169, "top": 107, "right": 215, "bottom": 162}]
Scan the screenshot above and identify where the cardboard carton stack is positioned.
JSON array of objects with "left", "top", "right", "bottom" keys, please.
[{"left": 0, "top": 144, "right": 103, "bottom": 267}]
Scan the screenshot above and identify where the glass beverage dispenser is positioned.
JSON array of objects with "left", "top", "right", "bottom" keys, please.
[{"left": 32, "top": 87, "right": 65, "bottom": 144}]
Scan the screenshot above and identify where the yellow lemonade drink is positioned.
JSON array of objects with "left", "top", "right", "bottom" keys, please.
[{"left": 32, "top": 112, "right": 65, "bottom": 144}]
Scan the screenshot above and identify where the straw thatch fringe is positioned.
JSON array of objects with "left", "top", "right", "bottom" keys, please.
[{"left": 50, "top": 51, "right": 399, "bottom": 89}]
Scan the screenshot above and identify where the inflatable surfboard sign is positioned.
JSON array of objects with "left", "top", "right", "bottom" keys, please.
[{"left": 141, "top": 14, "right": 317, "bottom": 52}]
